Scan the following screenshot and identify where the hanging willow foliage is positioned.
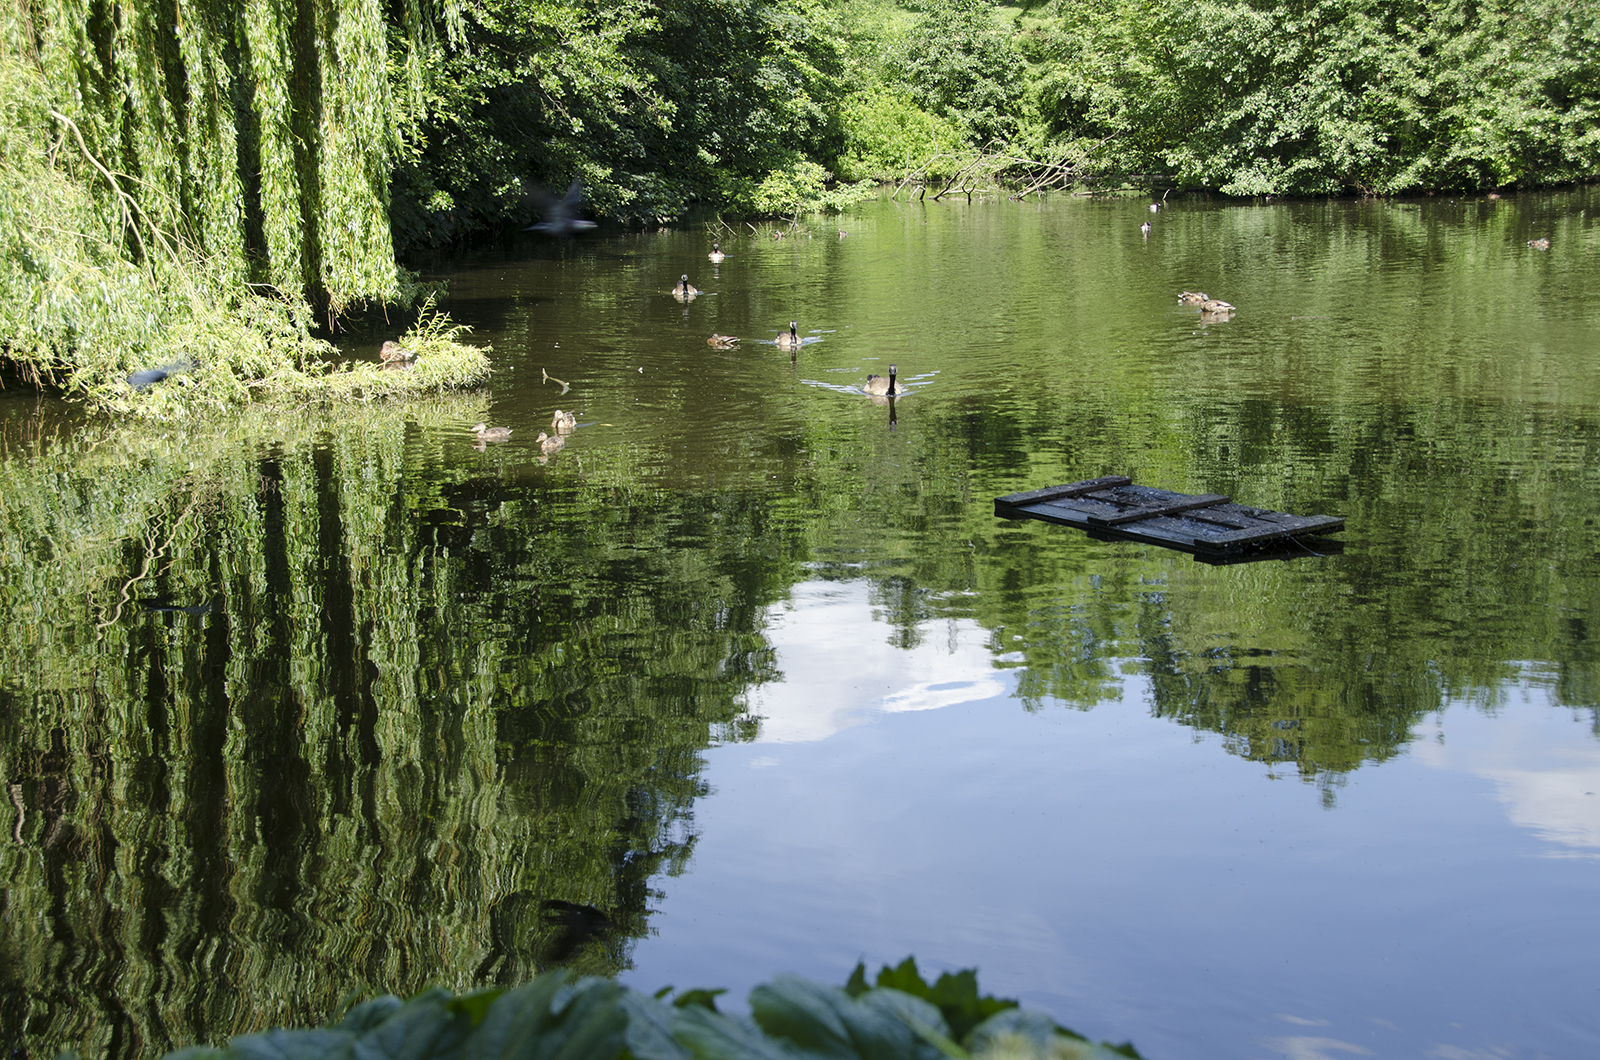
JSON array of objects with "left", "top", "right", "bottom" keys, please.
[{"left": 0, "top": 0, "right": 485, "bottom": 413}]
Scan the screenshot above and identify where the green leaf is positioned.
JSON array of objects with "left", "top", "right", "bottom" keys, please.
[
  {"left": 617, "top": 989, "right": 691, "bottom": 1060},
  {"left": 749, "top": 975, "right": 914, "bottom": 1060},
  {"left": 349, "top": 988, "right": 469, "bottom": 1060},
  {"left": 226, "top": 1029, "right": 357, "bottom": 1060},
  {"left": 857, "top": 990, "right": 961, "bottom": 1060},
  {"left": 669, "top": 989, "right": 727, "bottom": 1012},
  {"left": 671, "top": 1005, "right": 802, "bottom": 1060},
  {"left": 338, "top": 997, "right": 405, "bottom": 1033}
]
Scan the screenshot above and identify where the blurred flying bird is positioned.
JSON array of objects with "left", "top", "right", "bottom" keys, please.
[
  {"left": 127, "top": 361, "right": 190, "bottom": 390},
  {"left": 524, "top": 179, "right": 598, "bottom": 236}
]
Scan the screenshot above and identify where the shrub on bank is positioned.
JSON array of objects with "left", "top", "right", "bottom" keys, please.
[{"left": 158, "top": 960, "right": 1141, "bottom": 1060}]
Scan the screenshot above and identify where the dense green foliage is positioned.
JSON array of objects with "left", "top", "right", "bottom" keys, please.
[
  {"left": 159, "top": 960, "right": 1139, "bottom": 1060},
  {"left": 1025, "top": 0, "right": 1600, "bottom": 195},
  {"left": 5, "top": 0, "right": 1596, "bottom": 409},
  {"left": 0, "top": 5, "right": 487, "bottom": 414}
]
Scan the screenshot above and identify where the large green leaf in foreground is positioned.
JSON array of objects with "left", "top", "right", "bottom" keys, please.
[{"left": 157, "top": 963, "right": 1140, "bottom": 1060}]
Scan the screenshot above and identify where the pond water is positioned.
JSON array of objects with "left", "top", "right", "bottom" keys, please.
[{"left": 2, "top": 189, "right": 1598, "bottom": 1060}]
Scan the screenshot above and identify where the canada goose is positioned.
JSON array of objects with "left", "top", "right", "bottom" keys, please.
[
  {"left": 1178, "top": 291, "right": 1209, "bottom": 305},
  {"left": 864, "top": 365, "right": 898, "bottom": 396},
  {"left": 523, "top": 179, "right": 598, "bottom": 236},
  {"left": 707, "top": 334, "right": 740, "bottom": 349},
  {"left": 1528, "top": 238, "right": 1550, "bottom": 249},
  {"left": 672, "top": 274, "right": 701, "bottom": 300},
  {"left": 472, "top": 423, "right": 512, "bottom": 443},
  {"left": 1140, "top": 221, "right": 1152, "bottom": 235},
  {"left": 1200, "top": 299, "right": 1234, "bottom": 314},
  {"left": 551, "top": 409, "right": 576, "bottom": 434},
  {"left": 774, "top": 321, "right": 802, "bottom": 350},
  {"left": 536, "top": 432, "right": 566, "bottom": 454},
  {"left": 1149, "top": 202, "right": 1161, "bottom": 212},
  {"left": 708, "top": 242, "right": 726, "bottom": 263}
]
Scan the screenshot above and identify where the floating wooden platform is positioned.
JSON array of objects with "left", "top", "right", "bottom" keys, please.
[{"left": 994, "top": 477, "right": 1344, "bottom": 561}]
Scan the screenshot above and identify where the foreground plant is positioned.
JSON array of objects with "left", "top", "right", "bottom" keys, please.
[{"left": 159, "top": 959, "right": 1141, "bottom": 1060}]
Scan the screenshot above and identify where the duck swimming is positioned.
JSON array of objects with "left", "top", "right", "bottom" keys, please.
[
  {"left": 864, "top": 365, "right": 899, "bottom": 396},
  {"left": 1178, "top": 291, "right": 1209, "bottom": 305},
  {"left": 472, "top": 423, "right": 512, "bottom": 443},
  {"left": 551, "top": 409, "right": 576, "bottom": 434},
  {"left": 1528, "top": 238, "right": 1551, "bottom": 250},
  {"left": 707, "top": 334, "right": 740, "bottom": 349},
  {"left": 774, "top": 321, "right": 802, "bottom": 350},
  {"left": 1200, "top": 298, "right": 1235, "bottom": 314},
  {"left": 537, "top": 432, "right": 566, "bottom": 455},
  {"left": 672, "top": 274, "right": 701, "bottom": 300},
  {"left": 708, "top": 242, "right": 726, "bottom": 263}
]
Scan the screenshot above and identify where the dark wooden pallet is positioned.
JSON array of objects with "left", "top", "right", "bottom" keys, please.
[{"left": 994, "top": 477, "right": 1344, "bottom": 561}]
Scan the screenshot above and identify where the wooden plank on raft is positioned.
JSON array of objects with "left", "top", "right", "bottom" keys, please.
[
  {"left": 994, "top": 477, "right": 1344, "bottom": 559},
  {"left": 1087, "top": 493, "right": 1231, "bottom": 526},
  {"left": 994, "top": 476, "right": 1131, "bottom": 509}
]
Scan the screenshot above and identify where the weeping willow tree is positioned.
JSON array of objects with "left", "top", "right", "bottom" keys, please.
[{"left": 0, "top": 0, "right": 486, "bottom": 414}]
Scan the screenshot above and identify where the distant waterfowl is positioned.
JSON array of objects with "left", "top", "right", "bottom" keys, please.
[
  {"left": 127, "top": 360, "right": 190, "bottom": 390},
  {"left": 774, "top": 321, "right": 802, "bottom": 350},
  {"left": 1178, "top": 291, "right": 1209, "bottom": 305},
  {"left": 864, "top": 365, "right": 899, "bottom": 396},
  {"left": 1140, "top": 221, "right": 1152, "bottom": 235},
  {"left": 672, "top": 274, "right": 701, "bottom": 300},
  {"left": 472, "top": 423, "right": 512, "bottom": 443},
  {"left": 551, "top": 409, "right": 576, "bottom": 434},
  {"left": 1528, "top": 238, "right": 1550, "bottom": 250},
  {"left": 707, "top": 333, "right": 740, "bottom": 349},
  {"left": 1149, "top": 203, "right": 1161, "bottom": 212},
  {"left": 536, "top": 432, "right": 566, "bottom": 455},
  {"left": 1200, "top": 299, "right": 1235, "bottom": 314},
  {"left": 523, "top": 178, "right": 598, "bottom": 236},
  {"left": 708, "top": 242, "right": 726, "bottom": 263}
]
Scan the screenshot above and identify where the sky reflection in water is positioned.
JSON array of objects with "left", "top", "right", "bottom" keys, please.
[{"left": 625, "top": 580, "right": 1600, "bottom": 1060}]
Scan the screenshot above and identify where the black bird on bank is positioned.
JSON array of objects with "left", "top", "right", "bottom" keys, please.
[{"left": 524, "top": 178, "right": 599, "bottom": 236}]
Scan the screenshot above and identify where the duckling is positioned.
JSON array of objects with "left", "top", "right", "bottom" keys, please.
[
  {"left": 1528, "top": 238, "right": 1550, "bottom": 250},
  {"left": 672, "top": 274, "right": 701, "bottom": 300},
  {"left": 1178, "top": 291, "right": 1210, "bottom": 305},
  {"left": 536, "top": 432, "right": 566, "bottom": 455},
  {"left": 472, "top": 423, "right": 512, "bottom": 443},
  {"left": 774, "top": 321, "right": 802, "bottom": 350},
  {"left": 707, "top": 334, "right": 740, "bottom": 349},
  {"left": 708, "top": 242, "right": 726, "bottom": 263},
  {"left": 551, "top": 409, "right": 577, "bottom": 434},
  {"left": 1200, "top": 299, "right": 1234, "bottom": 314},
  {"left": 864, "top": 365, "right": 899, "bottom": 396},
  {"left": 380, "top": 340, "right": 417, "bottom": 365}
]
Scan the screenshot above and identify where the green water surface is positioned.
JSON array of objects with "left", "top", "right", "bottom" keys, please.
[{"left": 2, "top": 189, "right": 1597, "bottom": 1059}]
